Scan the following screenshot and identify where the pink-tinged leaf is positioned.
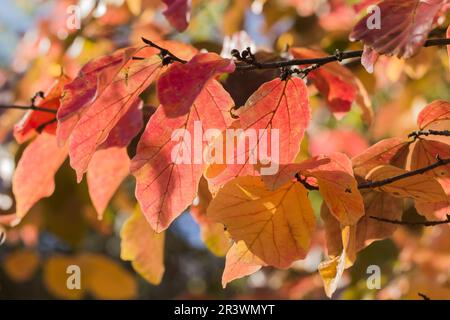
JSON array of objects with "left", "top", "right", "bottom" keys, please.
[
  {"left": 361, "top": 46, "right": 379, "bottom": 73},
  {"left": 57, "top": 47, "right": 138, "bottom": 145},
  {"left": 352, "top": 137, "right": 410, "bottom": 177},
  {"left": 290, "top": 47, "right": 369, "bottom": 118},
  {"left": 304, "top": 153, "right": 364, "bottom": 226},
  {"left": 222, "top": 241, "right": 265, "bottom": 288},
  {"left": 208, "top": 77, "right": 310, "bottom": 188},
  {"left": 14, "top": 75, "right": 71, "bottom": 144},
  {"left": 309, "top": 129, "right": 369, "bottom": 158},
  {"left": 87, "top": 148, "right": 130, "bottom": 219},
  {"left": 131, "top": 80, "right": 233, "bottom": 232},
  {"left": 86, "top": 101, "right": 143, "bottom": 218},
  {"left": 68, "top": 56, "right": 162, "bottom": 182},
  {"left": 350, "top": 0, "right": 445, "bottom": 59},
  {"left": 157, "top": 53, "right": 235, "bottom": 117},
  {"left": 12, "top": 133, "right": 68, "bottom": 218},
  {"left": 162, "top": 0, "right": 191, "bottom": 32},
  {"left": 416, "top": 100, "right": 450, "bottom": 130}
]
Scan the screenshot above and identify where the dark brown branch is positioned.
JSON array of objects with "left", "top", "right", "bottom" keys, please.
[
  {"left": 369, "top": 215, "right": 450, "bottom": 227},
  {"left": 408, "top": 129, "right": 450, "bottom": 139},
  {"left": 141, "top": 37, "right": 187, "bottom": 64},
  {"left": 358, "top": 157, "right": 450, "bottom": 190},
  {"left": 235, "top": 37, "right": 450, "bottom": 71},
  {"left": 296, "top": 158, "right": 450, "bottom": 192},
  {"left": 0, "top": 91, "right": 56, "bottom": 114},
  {"left": 418, "top": 293, "right": 431, "bottom": 300}
]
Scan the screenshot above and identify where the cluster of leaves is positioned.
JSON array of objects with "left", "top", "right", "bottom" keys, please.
[{"left": 1, "top": 0, "right": 450, "bottom": 298}]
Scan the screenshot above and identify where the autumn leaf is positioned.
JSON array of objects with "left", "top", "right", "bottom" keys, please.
[
  {"left": 87, "top": 148, "right": 130, "bottom": 219},
  {"left": 121, "top": 206, "right": 165, "bottom": 285},
  {"left": 321, "top": 190, "right": 403, "bottom": 257},
  {"left": 222, "top": 241, "right": 265, "bottom": 288},
  {"left": 44, "top": 253, "right": 137, "bottom": 300},
  {"left": 416, "top": 100, "right": 450, "bottom": 130},
  {"left": 365, "top": 165, "right": 447, "bottom": 202},
  {"left": 132, "top": 80, "right": 233, "bottom": 232},
  {"left": 87, "top": 99, "right": 143, "bottom": 218},
  {"left": 157, "top": 53, "right": 235, "bottom": 117},
  {"left": 57, "top": 47, "right": 138, "bottom": 145},
  {"left": 352, "top": 137, "right": 410, "bottom": 177},
  {"left": 208, "top": 176, "right": 316, "bottom": 268},
  {"left": 305, "top": 152, "right": 364, "bottom": 226},
  {"left": 162, "top": 0, "right": 191, "bottom": 32},
  {"left": 67, "top": 55, "right": 160, "bottom": 182},
  {"left": 318, "top": 225, "right": 356, "bottom": 298},
  {"left": 290, "top": 47, "right": 372, "bottom": 120},
  {"left": 12, "top": 133, "right": 68, "bottom": 218},
  {"left": 190, "top": 177, "right": 231, "bottom": 257},
  {"left": 208, "top": 76, "right": 311, "bottom": 187},
  {"left": 14, "top": 75, "right": 71, "bottom": 144},
  {"left": 350, "top": 0, "right": 445, "bottom": 59},
  {"left": 410, "top": 139, "right": 450, "bottom": 219}
]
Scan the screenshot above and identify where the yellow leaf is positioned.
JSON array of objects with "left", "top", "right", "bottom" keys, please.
[
  {"left": 3, "top": 250, "right": 39, "bottom": 283},
  {"left": 81, "top": 254, "right": 137, "bottom": 300},
  {"left": 121, "top": 205, "right": 165, "bottom": 285},
  {"left": 318, "top": 225, "right": 356, "bottom": 298},
  {"left": 365, "top": 165, "right": 447, "bottom": 202},
  {"left": 191, "top": 177, "right": 231, "bottom": 257},
  {"left": 43, "top": 256, "right": 85, "bottom": 300},
  {"left": 208, "top": 176, "right": 316, "bottom": 268},
  {"left": 126, "top": 0, "right": 141, "bottom": 16},
  {"left": 43, "top": 254, "right": 137, "bottom": 300},
  {"left": 222, "top": 241, "right": 265, "bottom": 288}
]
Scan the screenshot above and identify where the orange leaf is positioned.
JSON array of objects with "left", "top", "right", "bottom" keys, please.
[
  {"left": 222, "top": 241, "right": 265, "bottom": 288},
  {"left": 365, "top": 165, "right": 447, "bottom": 202},
  {"left": 208, "top": 176, "right": 316, "bottom": 268},
  {"left": 132, "top": 80, "right": 233, "bottom": 232},
  {"left": 191, "top": 177, "right": 231, "bottom": 256},
  {"left": 14, "top": 75, "right": 71, "bottom": 144},
  {"left": 12, "top": 133, "right": 68, "bottom": 218},
  {"left": 416, "top": 100, "right": 450, "bottom": 130}
]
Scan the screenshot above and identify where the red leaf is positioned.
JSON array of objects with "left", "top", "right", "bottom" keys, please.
[
  {"left": 207, "top": 77, "right": 310, "bottom": 187},
  {"left": 14, "top": 75, "right": 71, "bottom": 144},
  {"left": 12, "top": 133, "right": 68, "bottom": 218},
  {"left": 86, "top": 101, "right": 143, "bottom": 218},
  {"left": 350, "top": 0, "right": 445, "bottom": 59},
  {"left": 290, "top": 47, "right": 370, "bottom": 119},
  {"left": 131, "top": 80, "right": 233, "bottom": 232},
  {"left": 68, "top": 54, "right": 162, "bottom": 182},
  {"left": 352, "top": 137, "right": 410, "bottom": 177},
  {"left": 87, "top": 148, "right": 130, "bottom": 219},
  {"left": 162, "top": 0, "right": 191, "bottom": 32},
  {"left": 57, "top": 47, "right": 138, "bottom": 145},
  {"left": 416, "top": 100, "right": 450, "bottom": 130},
  {"left": 157, "top": 53, "right": 235, "bottom": 117}
]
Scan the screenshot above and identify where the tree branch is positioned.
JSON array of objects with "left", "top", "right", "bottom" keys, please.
[
  {"left": 234, "top": 37, "right": 450, "bottom": 71},
  {"left": 369, "top": 215, "right": 450, "bottom": 227},
  {"left": 357, "top": 157, "right": 450, "bottom": 190},
  {"left": 0, "top": 91, "right": 56, "bottom": 114},
  {"left": 408, "top": 129, "right": 450, "bottom": 139}
]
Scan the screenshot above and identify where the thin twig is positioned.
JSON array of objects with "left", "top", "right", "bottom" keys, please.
[
  {"left": 358, "top": 157, "right": 450, "bottom": 189},
  {"left": 418, "top": 293, "right": 431, "bottom": 300},
  {"left": 408, "top": 129, "right": 450, "bottom": 139},
  {"left": 369, "top": 215, "right": 450, "bottom": 227},
  {"left": 141, "top": 37, "right": 187, "bottom": 64},
  {"left": 234, "top": 37, "right": 450, "bottom": 71},
  {"left": 0, "top": 91, "right": 56, "bottom": 114}
]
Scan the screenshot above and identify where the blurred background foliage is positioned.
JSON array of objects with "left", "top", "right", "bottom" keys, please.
[{"left": 0, "top": 0, "right": 449, "bottom": 299}]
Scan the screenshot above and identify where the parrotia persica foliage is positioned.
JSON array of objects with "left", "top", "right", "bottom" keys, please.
[{"left": 4, "top": 0, "right": 450, "bottom": 298}]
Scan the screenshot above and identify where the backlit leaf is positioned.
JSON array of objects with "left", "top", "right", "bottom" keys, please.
[{"left": 208, "top": 176, "right": 316, "bottom": 268}]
